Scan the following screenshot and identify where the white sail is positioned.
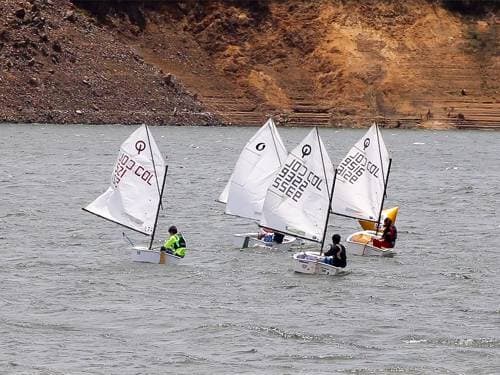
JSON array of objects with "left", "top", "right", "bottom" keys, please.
[
  {"left": 219, "top": 118, "right": 287, "bottom": 220},
  {"left": 84, "top": 125, "right": 166, "bottom": 235},
  {"left": 218, "top": 180, "right": 230, "bottom": 204},
  {"left": 260, "top": 128, "right": 334, "bottom": 242},
  {"left": 332, "top": 124, "right": 389, "bottom": 221}
]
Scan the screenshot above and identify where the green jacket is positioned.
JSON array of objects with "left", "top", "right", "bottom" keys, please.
[{"left": 163, "top": 233, "right": 186, "bottom": 258}]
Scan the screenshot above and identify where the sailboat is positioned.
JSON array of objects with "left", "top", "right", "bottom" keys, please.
[
  {"left": 258, "top": 127, "right": 346, "bottom": 275},
  {"left": 83, "top": 125, "right": 179, "bottom": 265},
  {"left": 331, "top": 124, "right": 397, "bottom": 257},
  {"left": 218, "top": 118, "right": 296, "bottom": 249}
]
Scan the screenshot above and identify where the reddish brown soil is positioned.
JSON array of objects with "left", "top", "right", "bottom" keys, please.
[
  {"left": 1, "top": 0, "right": 499, "bottom": 129},
  {"left": 0, "top": 0, "right": 217, "bottom": 125}
]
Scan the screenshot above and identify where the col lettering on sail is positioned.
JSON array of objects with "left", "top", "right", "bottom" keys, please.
[
  {"left": 260, "top": 128, "right": 334, "bottom": 242},
  {"left": 84, "top": 125, "right": 166, "bottom": 235},
  {"left": 332, "top": 124, "right": 389, "bottom": 222}
]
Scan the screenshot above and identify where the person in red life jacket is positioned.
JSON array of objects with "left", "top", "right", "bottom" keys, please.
[{"left": 372, "top": 217, "right": 397, "bottom": 248}]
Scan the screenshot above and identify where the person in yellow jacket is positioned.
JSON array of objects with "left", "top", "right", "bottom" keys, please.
[{"left": 160, "top": 225, "right": 186, "bottom": 258}]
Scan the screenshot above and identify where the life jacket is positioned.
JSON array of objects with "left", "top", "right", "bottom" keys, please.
[
  {"left": 324, "top": 244, "right": 346, "bottom": 267},
  {"left": 388, "top": 226, "right": 397, "bottom": 241},
  {"left": 384, "top": 226, "right": 397, "bottom": 246},
  {"left": 164, "top": 233, "right": 187, "bottom": 258}
]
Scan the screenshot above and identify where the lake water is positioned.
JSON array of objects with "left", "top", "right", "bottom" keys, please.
[{"left": 0, "top": 124, "right": 498, "bottom": 374}]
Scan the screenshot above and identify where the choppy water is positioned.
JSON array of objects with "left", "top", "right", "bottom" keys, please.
[{"left": 0, "top": 124, "right": 498, "bottom": 374}]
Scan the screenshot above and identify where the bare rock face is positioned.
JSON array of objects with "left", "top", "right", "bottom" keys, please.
[
  {"left": 0, "top": 0, "right": 219, "bottom": 125},
  {"left": 64, "top": 10, "right": 77, "bottom": 22},
  {"left": 15, "top": 8, "right": 26, "bottom": 19},
  {"left": 163, "top": 73, "right": 177, "bottom": 87}
]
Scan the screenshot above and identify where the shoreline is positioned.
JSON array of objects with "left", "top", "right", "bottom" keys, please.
[{"left": 1, "top": 117, "right": 497, "bottom": 130}]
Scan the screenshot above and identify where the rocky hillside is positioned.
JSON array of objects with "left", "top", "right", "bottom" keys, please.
[
  {"left": 1, "top": 0, "right": 499, "bottom": 128},
  {"left": 0, "top": 0, "right": 217, "bottom": 125}
]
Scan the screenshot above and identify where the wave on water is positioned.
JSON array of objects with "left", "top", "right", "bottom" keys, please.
[
  {"left": 337, "top": 365, "right": 456, "bottom": 374},
  {"left": 247, "top": 325, "right": 383, "bottom": 351},
  {"left": 438, "top": 185, "right": 474, "bottom": 194},
  {"left": 270, "top": 353, "right": 354, "bottom": 361},
  {"left": 2, "top": 318, "right": 80, "bottom": 333},
  {"left": 250, "top": 325, "right": 336, "bottom": 343},
  {"left": 184, "top": 322, "right": 339, "bottom": 345},
  {"left": 8, "top": 364, "right": 67, "bottom": 375},
  {"left": 439, "top": 271, "right": 474, "bottom": 280},
  {"left": 0, "top": 211, "right": 30, "bottom": 218},
  {"left": 14, "top": 260, "right": 99, "bottom": 271},
  {"left": 402, "top": 335, "right": 500, "bottom": 348}
]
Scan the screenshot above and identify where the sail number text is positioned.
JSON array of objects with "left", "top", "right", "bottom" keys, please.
[
  {"left": 112, "top": 152, "right": 156, "bottom": 188},
  {"left": 271, "top": 158, "right": 323, "bottom": 202},
  {"left": 338, "top": 151, "right": 380, "bottom": 184}
]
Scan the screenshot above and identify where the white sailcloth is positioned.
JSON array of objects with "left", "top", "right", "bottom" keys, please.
[
  {"left": 260, "top": 128, "right": 334, "bottom": 242},
  {"left": 219, "top": 118, "right": 287, "bottom": 221},
  {"left": 332, "top": 124, "right": 389, "bottom": 221},
  {"left": 84, "top": 125, "right": 166, "bottom": 235}
]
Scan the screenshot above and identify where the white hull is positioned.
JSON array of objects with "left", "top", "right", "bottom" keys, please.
[
  {"left": 232, "top": 233, "right": 296, "bottom": 251},
  {"left": 131, "top": 246, "right": 182, "bottom": 265},
  {"left": 346, "top": 230, "right": 396, "bottom": 257},
  {"left": 292, "top": 251, "right": 348, "bottom": 276}
]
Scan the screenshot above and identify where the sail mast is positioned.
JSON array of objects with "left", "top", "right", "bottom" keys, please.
[
  {"left": 316, "top": 127, "right": 330, "bottom": 197},
  {"left": 375, "top": 123, "right": 387, "bottom": 187},
  {"left": 269, "top": 119, "right": 284, "bottom": 166},
  {"left": 320, "top": 169, "right": 337, "bottom": 255},
  {"left": 316, "top": 126, "right": 335, "bottom": 255},
  {"left": 375, "top": 158, "right": 392, "bottom": 233},
  {"left": 145, "top": 124, "right": 163, "bottom": 209},
  {"left": 149, "top": 165, "right": 169, "bottom": 250}
]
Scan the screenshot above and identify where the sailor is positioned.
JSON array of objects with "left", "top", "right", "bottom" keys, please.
[
  {"left": 272, "top": 232, "right": 284, "bottom": 244},
  {"left": 258, "top": 227, "right": 285, "bottom": 244},
  {"left": 372, "top": 217, "right": 397, "bottom": 248},
  {"left": 258, "top": 227, "right": 274, "bottom": 242},
  {"left": 161, "top": 225, "right": 186, "bottom": 258},
  {"left": 323, "top": 234, "right": 347, "bottom": 268}
]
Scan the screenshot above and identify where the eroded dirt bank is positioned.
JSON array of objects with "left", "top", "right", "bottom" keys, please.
[{"left": 1, "top": 0, "right": 499, "bottom": 128}]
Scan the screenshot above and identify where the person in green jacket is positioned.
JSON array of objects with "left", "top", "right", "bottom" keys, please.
[{"left": 160, "top": 225, "right": 186, "bottom": 258}]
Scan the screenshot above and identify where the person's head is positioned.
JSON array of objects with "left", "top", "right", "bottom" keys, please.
[
  {"left": 384, "top": 217, "right": 392, "bottom": 226},
  {"left": 332, "top": 234, "right": 341, "bottom": 244},
  {"left": 168, "top": 225, "right": 178, "bottom": 235}
]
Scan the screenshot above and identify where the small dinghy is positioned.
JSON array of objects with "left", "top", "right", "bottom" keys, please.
[
  {"left": 132, "top": 246, "right": 182, "bottom": 264},
  {"left": 346, "top": 206, "right": 398, "bottom": 257},
  {"left": 293, "top": 251, "right": 348, "bottom": 276},
  {"left": 331, "top": 124, "right": 398, "bottom": 257},
  {"left": 83, "top": 125, "right": 181, "bottom": 264},
  {"left": 232, "top": 232, "right": 296, "bottom": 251},
  {"left": 218, "top": 118, "right": 296, "bottom": 249},
  {"left": 257, "top": 127, "right": 348, "bottom": 275},
  {"left": 346, "top": 230, "right": 395, "bottom": 257}
]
